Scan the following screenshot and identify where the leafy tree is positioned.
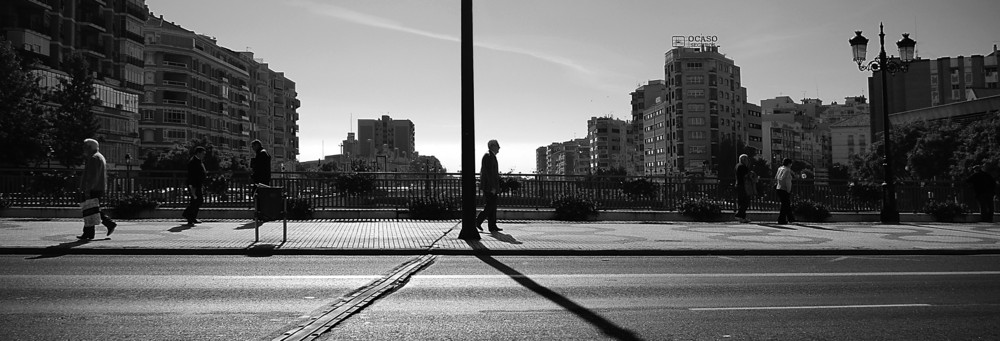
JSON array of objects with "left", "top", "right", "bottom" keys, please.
[
  {"left": 49, "top": 55, "right": 100, "bottom": 168},
  {"left": 0, "top": 40, "right": 50, "bottom": 167},
  {"left": 408, "top": 155, "right": 445, "bottom": 173},
  {"left": 907, "top": 120, "right": 961, "bottom": 180},
  {"left": 141, "top": 139, "right": 223, "bottom": 171},
  {"left": 829, "top": 163, "right": 851, "bottom": 180},
  {"left": 950, "top": 114, "right": 1000, "bottom": 179}
]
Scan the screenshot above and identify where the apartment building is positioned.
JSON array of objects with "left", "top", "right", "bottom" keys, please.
[
  {"left": 587, "top": 116, "right": 631, "bottom": 173},
  {"left": 649, "top": 46, "right": 751, "bottom": 176},
  {"left": 629, "top": 80, "right": 666, "bottom": 175},
  {"left": 869, "top": 47, "right": 999, "bottom": 136},
  {"left": 140, "top": 14, "right": 299, "bottom": 168},
  {"left": 357, "top": 115, "right": 415, "bottom": 158},
  {"left": 1, "top": 0, "right": 147, "bottom": 167},
  {"left": 760, "top": 96, "right": 832, "bottom": 174},
  {"left": 538, "top": 138, "right": 590, "bottom": 176}
]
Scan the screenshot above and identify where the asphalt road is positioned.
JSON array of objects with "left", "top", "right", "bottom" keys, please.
[{"left": 2, "top": 255, "right": 999, "bottom": 340}]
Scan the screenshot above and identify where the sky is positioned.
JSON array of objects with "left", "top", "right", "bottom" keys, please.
[{"left": 147, "top": 0, "right": 999, "bottom": 174}]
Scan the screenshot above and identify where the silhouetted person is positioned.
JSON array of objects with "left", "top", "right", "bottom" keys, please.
[
  {"left": 476, "top": 140, "right": 502, "bottom": 232},
  {"left": 183, "top": 146, "right": 207, "bottom": 226},
  {"left": 966, "top": 164, "right": 996, "bottom": 223},
  {"left": 775, "top": 158, "right": 795, "bottom": 224},
  {"left": 78, "top": 138, "right": 116, "bottom": 240},
  {"left": 734, "top": 154, "right": 755, "bottom": 223},
  {"left": 250, "top": 139, "right": 271, "bottom": 186}
]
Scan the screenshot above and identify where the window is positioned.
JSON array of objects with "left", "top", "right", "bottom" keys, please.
[
  {"left": 164, "top": 129, "right": 186, "bottom": 140},
  {"left": 687, "top": 103, "right": 706, "bottom": 111},
  {"left": 164, "top": 110, "right": 186, "bottom": 123},
  {"left": 141, "top": 109, "right": 154, "bottom": 121},
  {"left": 688, "top": 117, "right": 706, "bottom": 126},
  {"left": 690, "top": 131, "right": 706, "bottom": 140},
  {"left": 686, "top": 89, "right": 705, "bottom": 98},
  {"left": 686, "top": 75, "right": 704, "bottom": 84},
  {"left": 686, "top": 62, "right": 703, "bottom": 69},
  {"left": 689, "top": 145, "right": 706, "bottom": 154}
]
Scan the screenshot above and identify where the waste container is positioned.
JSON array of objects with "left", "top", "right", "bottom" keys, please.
[{"left": 254, "top": 185, "right": 287, "bottom": 242}]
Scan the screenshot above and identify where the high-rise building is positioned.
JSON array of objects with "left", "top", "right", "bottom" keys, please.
[
  {"left": 539, "top": 138, "right": 590, "bottom": 176},
  {"left": 587, "top": 116, "right": 631, "bottom": 173},
  {"left": 357, "top": 115, "right": 415, "bottom": 158},
  {"left": 869, "top": 47, "right": 999, "bottom": 136},
  {"left": 629, "top": 80, "right": 666, "bottom": 175},
  {"left": 822, "top": 96, "right": 870, "bottom": 125},
  {"left": 650, "top": 46, "right": 751, "bottom": 176},
  {"left": 140, "top": 14, "right": 298, "bottom": 168},
  {"left": 1, "top": 0, "right": 147, "bottom": 168},
  {"left": 760, "top": 96, "right": 832, "bottom": 174}
]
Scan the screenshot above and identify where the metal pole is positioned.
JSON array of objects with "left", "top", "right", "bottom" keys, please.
[
  {"left": 878, "top": 23, "right": 899, "bottom": 224},
  {"left": 458, "top": 0, "right": 480, "bottom": 239}
]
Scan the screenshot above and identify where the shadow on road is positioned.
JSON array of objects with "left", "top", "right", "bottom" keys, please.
[
  {"left": 167, "top": 223, "right": 193, "bottom": 233},
  {"left": 25, "top": 239, "right": 94, "bottom": 260},
  {"left": 466, "top": 245, "right": 643, "bottom": 341},
  {"left": 235, "top": 221, "right": 257, "bottom": 230},
  {"left": 756, "top": 223, "right": 797, "bottom": 230},
  {"left": 792, "top": 223, "right": 838, "bottom": 231}
]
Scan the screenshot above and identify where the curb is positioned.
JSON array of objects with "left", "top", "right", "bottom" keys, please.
[{"left": 3, "top": 247, "right": 999, "bottom": 257}]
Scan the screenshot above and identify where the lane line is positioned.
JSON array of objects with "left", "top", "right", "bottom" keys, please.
[
  {"left": 4, "top": 271, "right": 1000, "bottom": 280},
  {"left": 690, "top": 304, "right": 932, "bottom": 311}
]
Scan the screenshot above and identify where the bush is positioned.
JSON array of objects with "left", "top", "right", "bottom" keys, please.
[
  {"left": 499, "top": 177, "right": 522, "bottom": 194},
  {"left": 922, "top": 201, "right": 967, "bottom": 222},
  {"left": 0, "top": 195, "right": 12, "bottom": 209},
  {"left": 108, "top": 194, "right": 159, "bottom": 218},
  {"left": 551, "top": 195, "right": 600, "bottom": 221},
  {"left": 793, "top": 200, "right": 831, "bottom": 222},
  {"left": 407, "top": 196, "right": 459, "bottom": 220},
  {"left": 335, "top": 173, "right": 376, "bottom": 196},
  {"left": 678, "top": 199, "right": 722, "bottom": 221},
  {"left": 622, "top": 179, "right": 659, "bottom": 201},
  {"left": 286, "top": 198, "right": 314, "bottom": 219}
]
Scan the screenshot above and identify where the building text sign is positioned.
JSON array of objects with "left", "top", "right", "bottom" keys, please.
[{"left": 672, "top": 35, "right": 719, "bottom": 48}]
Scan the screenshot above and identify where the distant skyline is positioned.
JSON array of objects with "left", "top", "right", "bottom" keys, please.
[{"left": 148, "top": 0, "right": 999, "bottom": 173}]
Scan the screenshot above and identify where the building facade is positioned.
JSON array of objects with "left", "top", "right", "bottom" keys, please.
[
  {"left": 869, "top": 48, "right": 999, "bottom": 136},
  {"left": 760, "top": 96, "right": 832, "bottom": 175},
  {"left": 587, "top": 116, "right": 631, "bottom": 173},
  {"left": 649, "top": 46, "right": 751, "bottom": 176},
  {"left": 2, "top": 0, "right": 147, "bottom": 168},
  {"left": 538, "top": 138, "right": 590, "bottom": 176},
  {"left": 629, "top": 80, "right": 666, "bottom": 175},
  {"left": 357, "top": 115, "right": 415, "bottom": 158},
  {"left": 140, "top": 14, "right": 298, "bottom": 169},
  {"left": 829, "top": 114, "right": 870, "bottom": 166}
]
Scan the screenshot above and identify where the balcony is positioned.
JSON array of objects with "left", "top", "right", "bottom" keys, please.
[
  {"left": 162, "top": 99, "right": 187, "bottom": 106},
  {"left": 5, "top": 28, "right": 51, "bottom": 56},
  {"left": 162, "top": 61, "right": 188, "bottom": 68},
  {"left": 162, "top": 80, "right": 187, "bottom": 87}
]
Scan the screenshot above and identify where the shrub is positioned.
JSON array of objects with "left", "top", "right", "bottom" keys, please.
[
  {"left": 922, "top": 201, "right": 967, "bottom": 222},
  {"left": 621, "top": 179, "right": 659, "bottom": 201},
  {"left": 285, "top": 198, "right": 314, "bottom": 220},
  {"left": 108, "top": 194, "right": 159, "bottom": 218},
  {"left": 407, "top": 196, "right": 459, "bottom": 220},
  {"left": 678, "top": 199, "right": 722, "bottom": 221},
  {"left": 205, "top": 173, "right": 230, "bottom": 199},
  {"left": 335, "top": 173, "right": 376, "bottom": 196},
  {"left": 793, "top": 200, "right": 831, "bottom": 222},
  {"left": 499, "top": 176, "right": 522, "bottom": 194},
  {"left": 0, "top": 195, "right": 12, "bottom": 209},
  {"left": 551, "top": 195, "right": 600, "bottom": 221}
]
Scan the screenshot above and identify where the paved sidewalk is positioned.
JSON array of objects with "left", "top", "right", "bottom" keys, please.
[{"left": 2, "top": 218, "right": 1000, "bottom": 256}]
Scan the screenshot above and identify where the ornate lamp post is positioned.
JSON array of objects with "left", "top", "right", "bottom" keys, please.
[{"left": 849, "top": 23, "right": 917, "bottom": 224}]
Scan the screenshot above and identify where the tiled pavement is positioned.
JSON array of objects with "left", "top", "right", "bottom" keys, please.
[{"left": 2, "top": 218, "right": 999, "bottom": 255}]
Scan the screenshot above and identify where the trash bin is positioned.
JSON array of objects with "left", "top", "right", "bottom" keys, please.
[{"left": 254, "top": 185, "right": 287, "bottom": 242}]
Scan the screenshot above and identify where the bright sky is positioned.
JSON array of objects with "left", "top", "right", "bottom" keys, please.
[{"left": 148, "top": 0, "right": 999, "bottom": 174}]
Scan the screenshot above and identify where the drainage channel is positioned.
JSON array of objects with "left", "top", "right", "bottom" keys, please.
[
  {"left": 271, "top": 254, "right": 436, "bottom": 341},
  {"left": 271, "top": 222, "right": 459, "bottom": 341}
]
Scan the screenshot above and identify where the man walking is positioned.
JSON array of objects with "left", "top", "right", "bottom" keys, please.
[
  {"left": 182, "top": 146, "right": 207, "bottom": 225},
  {"left": 734, "top": 154, "right": 755, "bottom": 223},
  {"left": 250, "top": 139, "right": 271, "bottom": 186},
  {"left": 966, "top": 164, "right": 996, "bottom": 223},
  {"left": 775, "top": 158, "right": 795, "bottom": 224},
  {"left": 78, "top": 138, "right": 116, "bottom": 240},
  {"left": 476, "top": 140, "right": 502, "bottom": 232}
]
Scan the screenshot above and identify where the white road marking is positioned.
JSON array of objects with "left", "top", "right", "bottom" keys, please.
[
  {"left": 3, "top": 271, "right": 999, "bottom": 280},
  {"left": 690, "top": 304, "right": 932, "bottom": 311}
]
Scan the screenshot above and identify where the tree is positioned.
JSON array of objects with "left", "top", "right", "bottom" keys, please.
[
  {"left": 0, "top": 40, "right": 50, "bottom": 167},
  {"left": 907, "top": 120, "right": 961, "bottom": 180},
  {"left": 950, "top": 114, "right": 1000, "bottom": 179},
  {"left": 829, "top": 163, "right": 851, "bottom": 180},
  {"left": 49, "top": 55, "right": 100, "bottom": 168},
  {"left": 141, "top": 139, "right": 223, "bottom": 172}
]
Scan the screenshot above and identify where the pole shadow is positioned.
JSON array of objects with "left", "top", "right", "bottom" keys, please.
[
  {"left": 791, "top": 223, "right": 837, "bottom": 231},
  {"left": 487, "top": 231, "right": 522, "bottom": 245},
  {"left": 464, "top": 242, "right": 643, "bottom": 341},
  {"left": 235, "top": 221, "right": 258, "bottom": 230}
]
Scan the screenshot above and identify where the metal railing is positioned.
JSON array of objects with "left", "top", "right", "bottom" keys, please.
[{"left": 0, "top": 168, "right": 992, "bottom": 213}]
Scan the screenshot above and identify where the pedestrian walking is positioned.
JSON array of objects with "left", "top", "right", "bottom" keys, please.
[
  {"left": 250, "top": 139, "right": 271, "bottom": 186},
  {"left": 775, "top": 158, "right": 795, "bottom": 224},
  {"left": 476, "top": 140, "right": 502, "bottom": 232},
  {"left": 966, "top": 164, "right": 996, "bottom": 223},
  {"left": 734, "top": 154, "right": 756, "bottom": 223},
  {"left": 77, "top": 138, "right": 116, "bottom": 240},
  {"left": 182, "top": 146, "right": 207, "bottom": 226}
]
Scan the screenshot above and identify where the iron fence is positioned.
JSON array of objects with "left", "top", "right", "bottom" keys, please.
[{"left": 0, "top": 168, "right": 993, "bottom": 213}]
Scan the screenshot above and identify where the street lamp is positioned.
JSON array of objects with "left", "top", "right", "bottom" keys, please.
[{"left": 849, "top": 23, "right": 916, "bottom": 224}]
